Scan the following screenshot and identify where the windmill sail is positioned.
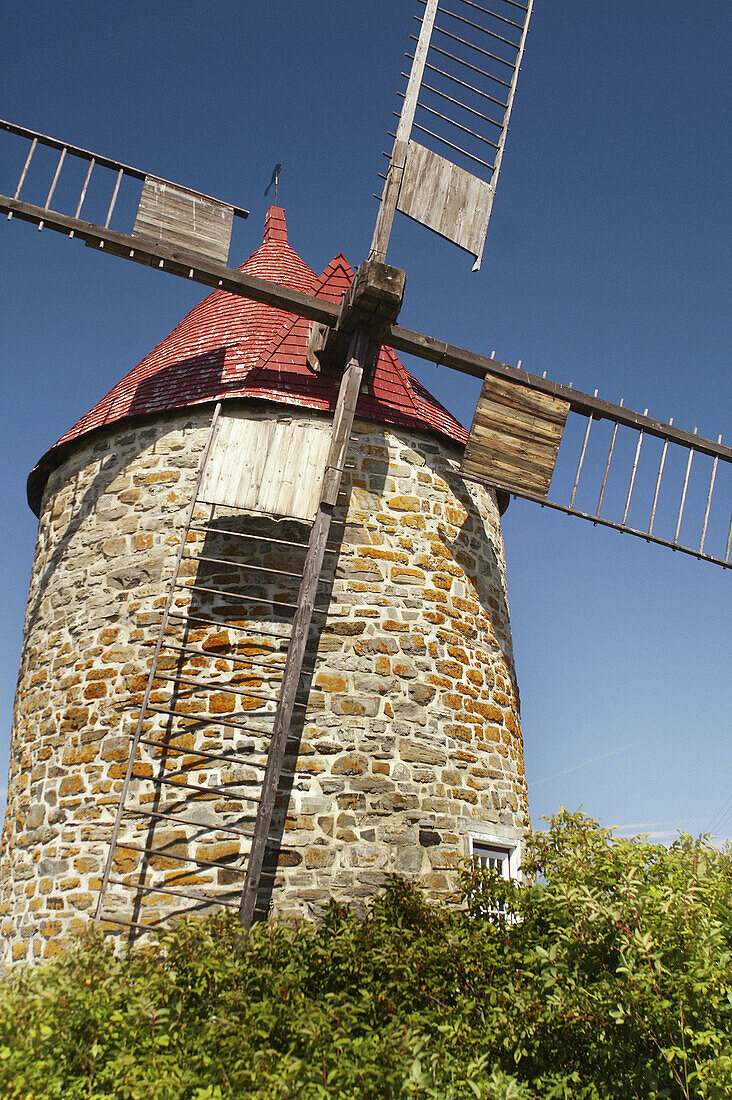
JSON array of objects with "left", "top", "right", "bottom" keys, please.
[
  {"left": 0, "top": 118, "right": 247, "bottom": 265},
  {"left": 461, "top": 372, "right": 732, "bottom": 569},
  {"left": 372, "top": 0, "right": 533, "bottom": 268}
]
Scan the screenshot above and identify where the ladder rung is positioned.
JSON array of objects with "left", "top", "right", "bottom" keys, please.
[
  {"left": 115, "top": 840, "right": 249, "bottom": 875},
  {"left": 123, "top": 805, "right": 292, "bottom": 845},
  {"left": 122, "top": 804, "right": 261, "bottom": 839},
  {"left": 145, "top": 703, "right": 275, "bottom": 736},
  {"left": 188, "top": 523, "right": 342, "bottom": 554},
  {"left": 172, "top": 580, "right": 333, "bottom": 615},
  {"left": 98, "top": 914, "right": 167, "bottom": 935},
  {"left": 137, "top": 735, "right": 268, "bottom": 769},
  {"left": 136, "top": 741, "right": 305, "bottom": 780},
  {"left": 153, "top": 669, "right": 306, "bottom": 709},
  {"left": 159, "top": 640, "right": 286, "bottom": 676},
  {"left": 107, "top": 875, "right": 240, "bottom": 910},
  {"left": 130, "top": 770, "right": 262, "bottom": 802},
  {"left": 167, "top": 609, "right": 294, "bottom": 641},
  {"left": 182, "top": 551, "right": 306, "bottom": 582}
]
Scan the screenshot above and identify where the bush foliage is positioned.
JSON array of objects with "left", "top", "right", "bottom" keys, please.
[{"left": 1, "top": 811, "right": 730, "bottom": 1099}]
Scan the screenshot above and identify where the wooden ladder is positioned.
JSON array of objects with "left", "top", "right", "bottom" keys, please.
[{"left": 95, "top": 350, "right": 364, "bottom": 936}]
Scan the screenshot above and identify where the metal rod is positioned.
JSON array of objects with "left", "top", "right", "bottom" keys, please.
[
  {"left": 94, "top": 404, "right": 222, "bottom": 921},
  {"left": 595, "top": 400, "right": 622, "bottom": 516},
  {"left": 432, "top": 24, "right": 516, "bottom": 70},
  {"left": 13, "top": 136, "right": 37, "bottom": 199},
  {"left": 74, "top": 156, "right": 95, "bottom": 218},
  {"left": 452, "top": 0, "right": 525, "bottom": 32},
  {"left": 43, "top": 146, "right": 67, "bottom": 210},
  {"left": 411, "top": 77, "right": 503, "bottom": 130},
  {"left": 725, "top": 513, "right": 732, "bottom": 563},
  {"left": 97, "top": 914, "right": 167, "bottom": 935},
  {"left": 674, "top": 433, "right": 697, "bottom": 543},
  {"left": 411, "top": 121, "right": 495, "bottom": 169},
  {"left": 569, "top": 413, "right": 594, "bottom": 508},
  {"left": 648, "top": 431, "right": 670, "bottom": 536},
  {"left": 622, "top": 423, "right": 646, "bottom": 525},
  {"left": 419, "top": 59, "right": 508, "bottom": 110},
  {"left": 108, "top": 876, "right": 240, "bottom": 910},
  {"left": 698, "top": 439, "right": 721, "bottom": 554},
  {"left": 414, "top": 39, "right": 511, "bottom": 89},
  {"left": 436, "top": 5, "right": 522, "bottom": 51},
  {"left": 104, "top": 167, "right": 123, "bottom": 228},
  {"left": 405, "top": 96, "right": 500, "bottom": 148},
  {"left": 198, "top": 496, "right": 348, "bottom": 521}
]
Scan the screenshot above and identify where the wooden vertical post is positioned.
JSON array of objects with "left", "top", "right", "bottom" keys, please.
[
  {"left": 369, "top": 0, "right": 438, "bottom": 262},
  {"left": 239, "top": 329, "right": 368, "bottom": 928}
]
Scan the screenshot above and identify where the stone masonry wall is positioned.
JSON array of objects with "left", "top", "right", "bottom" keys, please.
[{"left": 0, "top": 403, "right": 527, "bottom": 966}]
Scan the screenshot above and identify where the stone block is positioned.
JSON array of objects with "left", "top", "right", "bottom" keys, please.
[
  {"left": 331, "top": 753, "right": 369, "bottom": 776},
  {"left": 400, "top": 743, "right": 447, "bottom": 766},
  {"left": 349, "top": 844, "right": 388, "bottom": 869}
]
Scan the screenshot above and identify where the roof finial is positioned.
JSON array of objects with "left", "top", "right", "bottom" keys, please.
[{"left": 265, "top": 163, "right": 283, "bottom": 206}]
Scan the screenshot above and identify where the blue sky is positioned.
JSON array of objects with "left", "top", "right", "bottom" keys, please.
[{"left": 1, "top": 1, "right": 730, "bottom": 844}]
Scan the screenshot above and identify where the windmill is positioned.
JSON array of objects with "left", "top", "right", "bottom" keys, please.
[{"left": 0, "top": 1, "right": 729, "bottom": 945}]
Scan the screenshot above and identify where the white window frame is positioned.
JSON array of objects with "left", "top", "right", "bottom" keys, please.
[{"left": 468, "top": 834, "right": 521, "bottom": 881}]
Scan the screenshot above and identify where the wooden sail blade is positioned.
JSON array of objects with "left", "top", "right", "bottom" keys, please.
[
  {"left": 134, "top": 176, "right": 235, "bottom": 264},
  {"left": 396, "top": 141, "right": 493, "bottom": 261},
  {"left": 462, "top": 374, "right": 569, "bottom": 497},
  {"left": 373, "top": 0, "right": 533, "bottom": 267}
]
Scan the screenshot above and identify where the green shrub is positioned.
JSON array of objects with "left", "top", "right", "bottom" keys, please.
[{"left": 1, "top": 811, "right": 729, "bottom": 1099}]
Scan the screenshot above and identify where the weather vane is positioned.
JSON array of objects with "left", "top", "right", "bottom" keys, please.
[{"left": 265, "top": 163, "right": 283, "bottom": 205}]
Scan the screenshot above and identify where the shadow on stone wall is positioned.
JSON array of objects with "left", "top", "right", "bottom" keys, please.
[{"left": 127, "top": 476, "right": 355, "bottom": 931}]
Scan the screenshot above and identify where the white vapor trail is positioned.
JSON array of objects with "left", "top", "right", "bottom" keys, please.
[{"left": 528, "top": 744, "right": 635, "bottom": 788}]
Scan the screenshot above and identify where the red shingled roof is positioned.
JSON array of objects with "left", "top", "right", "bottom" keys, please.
[{"left": 28, "top": 207, "right": 467, "bottom": 511}]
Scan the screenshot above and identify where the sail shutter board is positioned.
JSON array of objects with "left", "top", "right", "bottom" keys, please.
[
  {"left": 396, "top": 142, "right": 492, "bottom": 266},
  {"left": 200, "top": 414, "right": 331, "bottom": 522},
  {"left": 462, "top": 375, "right": 569, "bottom": 498},
  {"left": 133, "top": 176, "right": 234, "bottom": 264}
]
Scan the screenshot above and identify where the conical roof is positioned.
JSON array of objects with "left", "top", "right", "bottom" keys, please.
[{"left": 28, "top": 207, "right": 467, "bottom": 513}]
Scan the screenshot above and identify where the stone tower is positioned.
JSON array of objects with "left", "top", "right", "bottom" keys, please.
[{"left": 1, "top": 208, "right": 528, "bottom": 966}]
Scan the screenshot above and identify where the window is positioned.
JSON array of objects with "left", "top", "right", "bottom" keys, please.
[
  {"left": 468, "top": 836, "right": 520, "bottom": 920},
  {"left": 469, "top": 835, "right": 518, "bottom": 879},
  {"left": 471, "top": 841, "right": 512, "bottom": 879}
]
